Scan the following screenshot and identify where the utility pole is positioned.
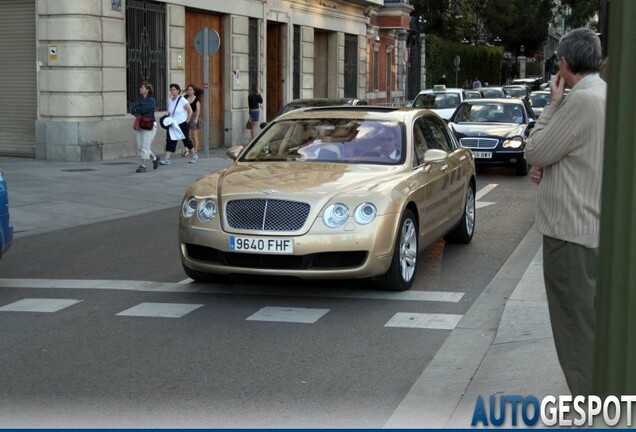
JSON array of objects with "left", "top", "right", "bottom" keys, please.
[{"left": 594, "top": 0, "right": 636, "bottom": 399}]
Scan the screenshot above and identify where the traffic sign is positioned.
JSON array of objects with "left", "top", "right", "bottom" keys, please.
[{"left": 194, "top": 28, "right": 220, "bottom": 56}]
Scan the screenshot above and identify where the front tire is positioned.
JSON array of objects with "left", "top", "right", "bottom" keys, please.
[
  {"left": 515, "top": 159, "right": 529, "bottom": 176},
  {"left": 444, "top": 183, "right": 475, "bottom": 244},
  {"left": 375, "top": 209, "right": 418, "bottom": 291}
]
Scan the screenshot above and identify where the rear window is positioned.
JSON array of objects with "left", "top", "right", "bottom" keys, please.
[{"left": 412, "top": 93, "right": 460, "bottom": 109}]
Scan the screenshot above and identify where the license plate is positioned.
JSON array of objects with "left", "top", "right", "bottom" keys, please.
[
  {"left": 229, "top": 236, "right": 294, "bottom": 254},
  {"left": 472, "top": 151, "right": 493, "bottom": 159}
]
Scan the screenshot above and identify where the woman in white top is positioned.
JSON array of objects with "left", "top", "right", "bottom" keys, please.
[{"left": 160, "top": 83, "right": 193, "bottom": 165}]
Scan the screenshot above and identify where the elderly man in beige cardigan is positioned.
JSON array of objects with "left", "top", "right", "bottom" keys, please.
[{"left": 525, "top": 28, "right": 606, "bottom": 397}]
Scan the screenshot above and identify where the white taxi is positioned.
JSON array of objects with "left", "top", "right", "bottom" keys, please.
[{"left": 411, "top": 85, "right": 467, "bottom": 120}]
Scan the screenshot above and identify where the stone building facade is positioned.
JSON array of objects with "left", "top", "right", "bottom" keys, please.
[{"left": 0, "top": 0, "right": 422, "bottom": 162}]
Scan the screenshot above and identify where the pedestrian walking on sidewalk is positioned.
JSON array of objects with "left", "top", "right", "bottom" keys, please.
[
  {"left": 183, "top": 84, "right": 201, "bottom": 163},
  {"left": 525, "top": 28, "right": 606, "bottom": 397},
  {"left": 160, "top": 83, "right": 193, "bottom": 166},
  {"left": 131, "top": 82, "right": 160, "bottom": 173},
  {"left": 248, "top": 84, "right": 263, "bottom": 139}
]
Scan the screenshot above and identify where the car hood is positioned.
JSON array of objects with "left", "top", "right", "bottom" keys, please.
[
  {"left": 187, "top": 162, "right": 406, "bottom": 212},
  {"left": 429, "top": 108, "right": 456, "bottom": 120},
  {"left": 450, "top": 122, "right": 526, "bottom": 139}
]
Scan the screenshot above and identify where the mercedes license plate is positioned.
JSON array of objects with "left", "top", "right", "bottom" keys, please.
[
  {"left": 230, "top": 236, "right": 293, "bottom": 254},
  {"left": 472, "top": 151, "right": 493, "bottom": 159}
]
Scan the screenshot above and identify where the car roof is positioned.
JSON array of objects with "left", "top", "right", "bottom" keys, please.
[
  {"left": 274, "top": 105, "right": 442, "bottom": 123},
  {"left": 418, "top": 87, "right": 464, "bottom": 94},
  {"left": 461, "top": 98, "right": 525, "bottom": 105}
]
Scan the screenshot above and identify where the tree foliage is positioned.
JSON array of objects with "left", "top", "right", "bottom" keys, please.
[
  {"left": 425, "top": 35, "right": 504, "bottom": 88},
  {"left": 558, "top": 0, "right": 600, "bottom": 29},
  {"left": 411, "top": 0, "right": 554, "bottom": 57},
  {"left": 481, "top": 0, "right": 553, "bottom": 57}
]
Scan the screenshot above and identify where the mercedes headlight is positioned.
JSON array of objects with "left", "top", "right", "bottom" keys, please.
[
  {"left": 502, "top": 136, "right": 524, "bottom": 149},
  {"left": 354, "top": 202, "right": 377, "bottom": 225},
  {"left": 323, "top": 203, "right": 349, "bottom": 228}
]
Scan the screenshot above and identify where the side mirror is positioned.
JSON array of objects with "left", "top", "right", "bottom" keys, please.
[
  {"left": 423, "top": 148, "right": 448, "bottom": 164},
  {"left": 259, "top": 122, "right": 268, "bottom": 129},
  {"left": 226, "top": 145, "right": 244, "bottom": 161}
]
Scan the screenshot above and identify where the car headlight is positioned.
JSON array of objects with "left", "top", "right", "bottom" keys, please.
[
  {"left": 502, "top": 136, "right": 524, "bottom": 148},
  {"left": 182, "top": 196, "right": 197, "bottom": 218},
  {"left": 197, "top": 198, "right": 218, "bottom": 223},
  {"left": 354, "top": 202, "right": 377, "bottom": 225},
  {"left": 323, "top": 203, "right": 349, "bottom": 228}
]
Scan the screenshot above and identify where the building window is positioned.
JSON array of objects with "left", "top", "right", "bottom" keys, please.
[
  {"left": 386, "top": 49, "right": 392, "bottom": 100},
  {"left": 344, "top": 34, "right": 357, "bottom": 98},
  {"left": 126, "top": 0, "right": 166, "bottom": 111},
  {"left": 249, "top": 18, "right": 258, "bottom": 92},
  {"left": 293, "top": 25, "right": 300, "bottom": 100},
  {"left": 373, "top": 49, "right": 379, "bottom": 92}
]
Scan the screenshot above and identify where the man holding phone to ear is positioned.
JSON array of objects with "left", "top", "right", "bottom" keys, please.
[{"left": 524, "top": 28, "right": 606, "bottom": 397}]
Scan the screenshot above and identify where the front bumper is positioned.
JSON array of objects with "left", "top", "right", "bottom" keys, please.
[
  {"left": 472, "top": 150, "right": 525, "bottom": 167},
  {"left": 179, "top": 214, "right": 400, "bottom": 280}
]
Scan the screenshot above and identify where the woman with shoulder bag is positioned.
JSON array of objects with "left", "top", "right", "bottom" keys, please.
[
  {"left": 248, "top": 84, "right": 263, "bottom": 139},
  {"left": 184, "top": 84, "right": 202, "bottom": 160},
  {"left": 131, "top": 82, "right": 159, "bottom": 173}
]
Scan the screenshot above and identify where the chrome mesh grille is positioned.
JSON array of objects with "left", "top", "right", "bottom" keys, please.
[
  {"left": 226, "top": 199, "right": 310, "bottom": 231},
  {"left": 461, "top": 137, "right": 499, "bottom": 149}
]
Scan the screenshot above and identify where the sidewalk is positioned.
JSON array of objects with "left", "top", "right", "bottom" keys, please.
[
  {"left": 0, "top": 151, "right": 567, "bottom": 428},
  {"left": 1, "top": 147, "right": 232, "bottom": 238},
  {"left": 385, "top": 227, "right": 568, "bottom": 428}
]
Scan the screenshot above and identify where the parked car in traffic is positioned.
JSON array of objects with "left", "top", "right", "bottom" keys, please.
[
  {"left": 465, "top": 90, "right": 482, "bottom": 99},
  {"left": 503, "top": 85, "right": 530, "bottom": 99},
  {"left": 511, "top": 77, "right": 543, "bottom": 92},
  {"left": 276, "top": 98, "right": 367, "bottom": 118},
  {"left": 448, "top": 98, "right": 536, "bottom": 175},
  {"left": 479, "top": 87, "right": 507, "bottom": 98},
  {"left": 0, "top": 170, "right": 13, "bottom": 259},
  {"left": 179, "top": 106, "right": 476, "bottom": 291},
  {"left": 529, "top": 90, "right": 552, "bottom": 117},
  {"left": 411, "top": 85, "right": 467, "bottom": 120}
]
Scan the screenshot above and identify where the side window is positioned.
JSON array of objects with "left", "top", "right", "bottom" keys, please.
[
  {"left": 426, "top": 117, "right": 455, "bottom": 152},
  {"left": 413, "top": 117, "right": 431, "bottom": 165}
]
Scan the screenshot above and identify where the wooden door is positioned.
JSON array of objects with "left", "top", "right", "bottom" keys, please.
[
  {"left": 266, "top": 23, "right": 283, "bottom": 121},
  {"left": 185, "top": 10, "right": 223, "bottom": 148}
]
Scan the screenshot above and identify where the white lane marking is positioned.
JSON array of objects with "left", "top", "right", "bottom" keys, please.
[
  {"left": 116, "top": 302, "right": 203, "bottom": 318},
  {"left": 0, "top": 279, "right": 464, "bottom": 303},
  {"left": 246, "top": 306, "right": 330, "bottom": 324},
  {"left": 475, "top": 183, "right": 498, "bottom": 201},
  {"left": 384, "top": 312, "right": 463, "bottom": 330},
  {"left": 476, "top": 201, "right": 496, "bottom": 209},
  {"left": 0, "top": 298, "right": 83, "bottom": 313}
]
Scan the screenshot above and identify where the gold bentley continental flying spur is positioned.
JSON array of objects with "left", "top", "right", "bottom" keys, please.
[{"left": 179, "top": 106, "right": 476, "bottom": 291}]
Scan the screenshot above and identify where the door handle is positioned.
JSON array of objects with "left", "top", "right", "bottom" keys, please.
[{"left": 441, "top": 165, "right": 448, "bottom": 172}]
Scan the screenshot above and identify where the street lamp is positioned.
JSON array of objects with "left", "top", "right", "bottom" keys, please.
[
  {"left": 493, "top": 36, "right": 502, "bottom": 44},
  {"left": 520, "top": 44, "right": 525, "bottom": 54}
]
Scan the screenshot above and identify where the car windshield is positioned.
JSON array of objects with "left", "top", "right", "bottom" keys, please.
[
  {"left": 530, "top": 93, "right": 551, "bottom": 107},
  {"left": 504, "top": 87, "right": 527, "bottom": 98},
  {"left": 454, "top": 103, "right": 524, "bottom": 124},
  {"left": 481, "top": 89, "right": 505, "bottom": 98},
  {"left": 241, "top": 118, "right": 405, "bottom": 165},
  {"left": 412, "top": 93, "right": 460, "bottom": 109}
]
